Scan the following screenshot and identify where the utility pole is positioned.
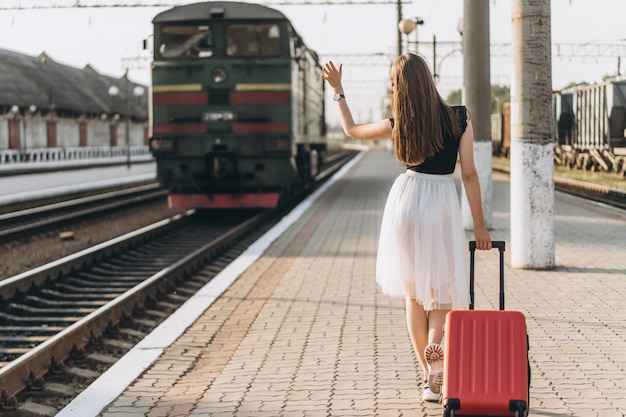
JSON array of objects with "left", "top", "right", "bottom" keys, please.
[
  {"left": 124, "top": 70, "right": 131, "bottom": 170},
  {"left": 396, "top": 0, "right": 403, "bottom": 56},
  {"left": 510, "top": 0, "right": 555, "bottom": 268},
  {"left": 461, "top": 0, "right": 492, "bottom": 230}
]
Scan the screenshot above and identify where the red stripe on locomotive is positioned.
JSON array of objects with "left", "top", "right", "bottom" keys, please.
[
  {"left": 232, "top": 122, "right": 289, "bottom": 133},
  {"left": 154, "top": 123, "right": 207, "bottom": 134},
  {"left": 168, "top": 193, "right": 281, "bottom": 209},
  {"left": 230, "top": 91, "right": 290, "bottom": 105},
  {"left": 153, "top": 92, "right": 209, "bottom": 105}
]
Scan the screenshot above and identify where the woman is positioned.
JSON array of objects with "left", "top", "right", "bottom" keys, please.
[{"left": 321, "top": 53, "right": 491, "bottom": 402}]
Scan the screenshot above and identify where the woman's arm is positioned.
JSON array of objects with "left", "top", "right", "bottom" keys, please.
[
  {"left": 321, "top": 61, "right": 392, "bottom": 140},
  {"left": 458, "top": 118, "right": 492, "bottom": 250}
]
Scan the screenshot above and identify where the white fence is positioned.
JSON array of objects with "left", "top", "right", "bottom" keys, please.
[{"left": 0, "top": 146, "right": 151, "bottom": 164}]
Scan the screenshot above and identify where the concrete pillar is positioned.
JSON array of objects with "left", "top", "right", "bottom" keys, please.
[
  {"left": 461, "top": 0, "right": 493, "bottom": 230},
  {"left": 510, "top": 0, "right": 555, "bottom": 268}
]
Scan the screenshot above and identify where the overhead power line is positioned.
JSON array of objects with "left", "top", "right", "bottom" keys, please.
[
  {"left": 0, "top": 0, "right": 407, "bottom": 9},
  {"left": 553, "top": 43, "right": 626, "bottom": 58},
  {"left": 122, "top": 43, "right": 626, "bottom": 71},
  {"left": 5, "top": 2, "right": 626, "bottom": 60}
]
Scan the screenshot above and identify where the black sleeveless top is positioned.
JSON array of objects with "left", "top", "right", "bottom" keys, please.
[{"left": 390, "top": 105, "right": 468, "bottom": 175}]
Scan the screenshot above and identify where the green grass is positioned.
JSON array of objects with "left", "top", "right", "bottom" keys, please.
[{"left": 492, "top": 156, "right": 626, "bottom": 191}]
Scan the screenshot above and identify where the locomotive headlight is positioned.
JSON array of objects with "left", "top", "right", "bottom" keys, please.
[
  {"left": 265, "top": 138, "right": 291, "bottom": 150},
  {"left": 211, "top": 67, "right": 228, "bottom": 84},
  {"left": 150, "top": 137, "right": 175, "bottom": 153}
]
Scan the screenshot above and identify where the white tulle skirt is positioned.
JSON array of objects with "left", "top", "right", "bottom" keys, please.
[{"left": 376, "top": 170, "right": 470, "bottom": 310}]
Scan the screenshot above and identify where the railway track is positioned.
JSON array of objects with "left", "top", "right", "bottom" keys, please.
[
  {"left": 493, "top": 165, "right": 626, "bottom": 210},
  {"left": 0, "top": 149, "right": 358, "bottom": 416},
  {"left": 553, "top": 176, "right": 626, "bottom": 210},
  {"left": 0, "top": 183, "right": 167, "bottom": 242}
]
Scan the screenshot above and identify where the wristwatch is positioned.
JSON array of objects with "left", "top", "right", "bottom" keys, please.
[{"left": 333, "top": 93, "right": 345, "bottom": 101}]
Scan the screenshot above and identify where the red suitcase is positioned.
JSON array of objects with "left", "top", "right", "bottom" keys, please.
[{"left": 442, "top": 241, "right": 530, "bottom": 417}]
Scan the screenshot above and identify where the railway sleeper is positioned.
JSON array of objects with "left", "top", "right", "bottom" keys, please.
[
  {"left": 28, "top": 382, "right": 80, "bottom": 402},
  {"left": 14, "top": 340, "right": 145, "bottom": 415},
  {"left": 6, "top": 399, "right": 57, "bottom": 417},
  {"left": 8, "top": 304, "right": 98, "bottom": 316},
  {"left": 117, "top": 327, "right": 146, "bottom": 340},
  {"left": 163, "top": 292, "right": 190, "bottom": 304},
  {"left": 85, "top": 352, "right": 118, "bottom": 366},
  {"left": 102, "top": 338, "right": 135, "bottom": 353},
  {"left": 159, "top": 300, "right": 182, "bottom": 310},
  {"left": 55, "top": 366, "right": 99, "bottom": 382},
  {"left": 0, "top": 311, "right": 82, "bottom": 324},
  {"left": 38, "top": 289, "right": 117, "bottom": 300},
  {"left": 0, "top": 336, "right": 48, "bottom": 345},
  {"left": 22, "top": 296, "right": 107, "bottom": 308},
  {"left": 0, "top": 325, "right": 64, "bottom": 334},
  {"left": 14, "top": 369, "right": 100, "bottom": 415},
  {"left": 143, "top": 308, "right": 169, "bottom": 320},
  {"left": 132, "top": 317, "right": 160, "bottom": 330}
]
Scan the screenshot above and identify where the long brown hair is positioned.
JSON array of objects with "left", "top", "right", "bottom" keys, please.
[{"left": 391, "top": 53, "right": 460, "bottom": 165}]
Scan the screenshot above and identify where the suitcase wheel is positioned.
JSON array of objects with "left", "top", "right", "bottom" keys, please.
[
  {"left": 442, "top": 400, "right": 527, "bottom": 417},
  {"left": 442, "top": 399, "right": 459, "bottom": 417},
  {"left": 443, "top": 408, "right": 526, "bottom": 417},
  {"left": 442, "top": 408, "right": 454, "bottom": 417},
  {"left": 510, "top": 400, "right": 528, "bottom": 417}
]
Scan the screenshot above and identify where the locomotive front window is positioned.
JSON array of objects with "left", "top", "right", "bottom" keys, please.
[
  {"left": 158, "top": 25, "right": 214, "bottom": 59},
  {"left": 226, "top": 23, "right": 281, "bottom": 57}
]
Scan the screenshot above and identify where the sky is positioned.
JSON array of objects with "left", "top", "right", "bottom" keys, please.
[{"left": 1, "top": 0, "right": 626, "bottom": 125}]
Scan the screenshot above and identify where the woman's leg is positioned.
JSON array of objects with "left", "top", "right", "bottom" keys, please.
[
  {"left": 405, "top": 297, "right": 429, "bottom": 377},
  {"left": 427, "top": 309, "right": 449, "bottom": 344},
  {"left": 424, "top": 309, "right": 450, "bottom": 394}
]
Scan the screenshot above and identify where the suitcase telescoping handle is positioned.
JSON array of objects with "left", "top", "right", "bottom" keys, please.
[{"left": 469, "top": 240, "right": 506, "bottom": 311}]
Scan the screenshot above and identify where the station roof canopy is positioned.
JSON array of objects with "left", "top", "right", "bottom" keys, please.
[{"left": 0, "top": 47, "right": 148, "bottom": 118}]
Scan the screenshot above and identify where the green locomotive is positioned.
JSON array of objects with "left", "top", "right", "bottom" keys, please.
[{"left": 149, "top": 1, "right": 326, "bottom": 208}]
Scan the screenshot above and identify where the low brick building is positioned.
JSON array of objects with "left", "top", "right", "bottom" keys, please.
[{"left": 0, "top": 47, "right": 149, "bottom": 160}]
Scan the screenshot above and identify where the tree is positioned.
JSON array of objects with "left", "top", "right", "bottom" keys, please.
[
  {"left": 561, "top": 81, "right": 588, "bottom": 89},
  {"left": 446, "top": 89, "right": 462, "bottom": 106},
  {"left": 491, "top": 84, "right": 510, "bottom": 113},
  {"left": 445, "top": 84, "right": 510, "bottom": 114}
]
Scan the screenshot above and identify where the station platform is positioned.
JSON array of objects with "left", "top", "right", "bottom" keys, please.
[
  {"left": 0, "top": 161, "right": 156, "bottom": 207},
  {"left": 58, "top": 148, "right": 626, "bottom": 417}
]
